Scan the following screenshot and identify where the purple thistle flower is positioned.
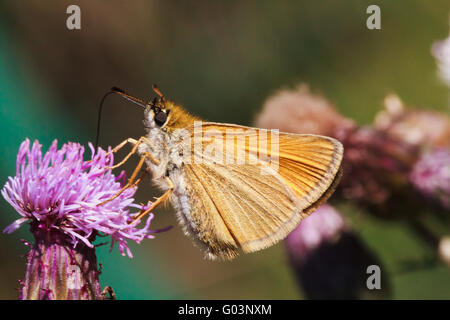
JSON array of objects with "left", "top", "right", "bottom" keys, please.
[
  {"left": 2, "top": 139, "right": 165, "bottom": 299},
  {"left": 410, "top": 148, "right": 450, "bottom": 210}
]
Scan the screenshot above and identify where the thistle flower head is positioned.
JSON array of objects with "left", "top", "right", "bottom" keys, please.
[
  {"left": 254, "top": 84, "right": 356, "bottom": 138},
  {"left": 338, "top": 127, "right": 419, "bottom": 212},
  {"left": 375, "top": 94, "right": 450, "bottom": 150},
  {"left": 432, "top": 30, "right": 450, "bottom": 88},
  {"left": 2, "top": 138, "right": 158, "bottom": 258},
  {"left": 410, "top": 148, "right": 450, "bottom": 210}
]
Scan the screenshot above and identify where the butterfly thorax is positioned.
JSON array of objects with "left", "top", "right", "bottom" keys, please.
[{"left": 138, "top": 101, "right": 197, "bottom": 191}]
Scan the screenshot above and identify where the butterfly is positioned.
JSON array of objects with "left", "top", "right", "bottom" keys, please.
[{"left": 98, "top": 86, "right": 343, "bottom": 260}]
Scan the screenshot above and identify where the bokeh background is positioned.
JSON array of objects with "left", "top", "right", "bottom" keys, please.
[{"left": 1, "top": 0, "right": 450, "bottom": 299}]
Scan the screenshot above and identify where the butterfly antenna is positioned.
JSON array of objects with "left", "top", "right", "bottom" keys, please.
[
  {"left": 95, "top": 87, "right": 147, "bottom": 148},
  {"left": 152, "top": 84, "right": 165, "bottom": 101}
]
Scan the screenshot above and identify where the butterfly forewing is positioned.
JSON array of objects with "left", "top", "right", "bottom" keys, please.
[{"left": 181, "top": 122, "right": 343, "bottom": 260}]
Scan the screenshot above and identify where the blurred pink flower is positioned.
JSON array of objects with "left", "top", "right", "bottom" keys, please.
[
  {"left": 432, "top": 31, "right": 450, "bottom": 88},
  {"left": 285, "top": 205, "right": 389, "bottom": 299},
  {"left": 410, "top": 148, "right": 450, "bottom": 210},
  {"left": 254, "top": 84, "right": 356, "bottom": 139},
  {"left": 375, "top": 94, "right": 450, "bottom": 150},
  {"left": 285, "top": 204, "right": 345, "bottom": 262},
  {"left": 338, "top": 126, "right": 419, "bottom": 217}
]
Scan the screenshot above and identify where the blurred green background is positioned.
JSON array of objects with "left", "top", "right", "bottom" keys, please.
[{"left": 1, "top": 0, "right": 450, "bottom": 299}]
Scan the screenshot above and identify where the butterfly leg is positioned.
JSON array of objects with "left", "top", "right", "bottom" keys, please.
[
  {"left": 98, "top": 152, "right": 155, "bottom": 206},
  {"left": 132, "top": 177, "right": 174, "bottom": 222},
  {"left": 110, "top": 137, "right": 139, "bottom": 154},
  {"left": 108, "top": 136, "right": 160, "bottom": 170}
]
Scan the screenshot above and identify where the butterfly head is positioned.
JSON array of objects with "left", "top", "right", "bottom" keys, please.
[
  {"left": 140, "top": 84, "right": 170, "bottom": 129},
  {"left": 144, "top": 99, "right": 171, "bottom": 130},
  {"left": 144, "top": 85, "right": 198, "bottom": 131}
]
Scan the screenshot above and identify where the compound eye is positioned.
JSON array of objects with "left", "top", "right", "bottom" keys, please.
[{"left": 154, "top": 110, "right": 168, "bottom": 126}]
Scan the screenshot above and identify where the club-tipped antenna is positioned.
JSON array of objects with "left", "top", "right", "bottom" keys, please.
[
  {"left": 95, "top": 87, "right": 147, "bottom": 148},
  {"left": 152, "top": 84, "right": 165, "bottom": 100}
]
